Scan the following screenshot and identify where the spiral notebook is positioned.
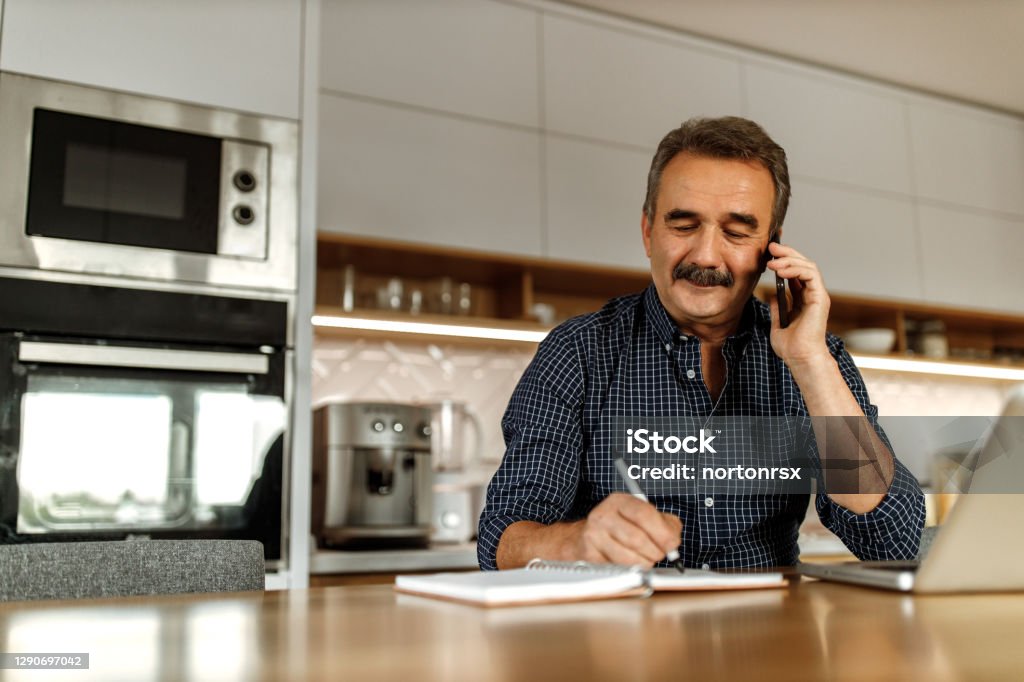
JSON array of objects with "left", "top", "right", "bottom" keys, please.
[{"left": 394, "top": 560, "right": 786, "bottom": 607}]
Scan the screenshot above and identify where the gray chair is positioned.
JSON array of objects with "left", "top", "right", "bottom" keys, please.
[
  {"left": 917, "top": 525, "right": 941, "bottom": 561},
  {"left": 0, "top": 540, "right": 264, "bottom": 603}
]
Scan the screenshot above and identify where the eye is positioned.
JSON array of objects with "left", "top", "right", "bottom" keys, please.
[{"left": 670, "top": 224, "right": 698, "bottom": 232}]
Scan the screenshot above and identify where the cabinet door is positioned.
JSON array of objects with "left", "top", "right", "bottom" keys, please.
[
  {"left": 543, "top": 14, "right": 742, "bottom": 149},
  {"left": 909, "top": 102, "right": 1024, "bottom": 217},
  {"left": 744, "top": 63, "right": 913, "bottom": 195},
  {"left": 319, "top": 95, "right": 543, "bottom": 257},
  {"left": 320, "top": 0, "right": 539, "bottom": 128},
  {"left": 917, "top": 203, "right": 1024, "bottom": 314},
  {"left": 780, "top": 180, "right": 921, "bottom": 301},
  {"left": 545, "top": 136, "right": 651, "bottom": 270},
  {"left": 0, "top": 0, "right": 302, "bottom": 119}
]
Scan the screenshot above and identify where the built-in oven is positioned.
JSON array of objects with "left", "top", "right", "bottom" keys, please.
[
  {"left": 0, "top": 71, "right": 298, "bottom": 291},
  {"left": 0, "top": 277, "right": 291, "bottom": 567}
]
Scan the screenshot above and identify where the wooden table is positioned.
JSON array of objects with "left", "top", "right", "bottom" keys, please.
[{"left": 1, "top": 577, "right": 1021, "bottom": 681}]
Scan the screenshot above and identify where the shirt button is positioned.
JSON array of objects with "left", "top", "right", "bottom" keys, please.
[
  {"left": 686, "top": 369, "right": 696, "bottom": 379},
  {"left": 704, "top": 497, "right": 714, "bottom": 508},
  {"left": 701, "top": 563, "right": 711, "bottom": 571},
  {"left": 664, "top": 343, "right": 671, "bottom": 352}
]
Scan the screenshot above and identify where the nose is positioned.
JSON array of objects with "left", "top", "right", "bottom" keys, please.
[{"left": 687, "top": 226, "right": 724, "bottom": 269}]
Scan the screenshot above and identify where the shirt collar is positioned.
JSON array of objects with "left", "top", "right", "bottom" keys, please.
[{"left": 642, "top": 283, "right": 769, "bottom": 348}]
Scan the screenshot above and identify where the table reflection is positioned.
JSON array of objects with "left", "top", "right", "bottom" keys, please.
[
  {"left": 0, "top": 598, "right": 260, "bottom": 682},
  {"left": 0, "top": 582, "right": 1022, "bottom": 681}
]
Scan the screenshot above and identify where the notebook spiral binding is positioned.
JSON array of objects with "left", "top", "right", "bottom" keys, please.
[
  {"left": 525, "top": 559, "right": 647, "bottom": 577},
  {"left": 525, "top": 559, "right": 655, "bottom": 597}
]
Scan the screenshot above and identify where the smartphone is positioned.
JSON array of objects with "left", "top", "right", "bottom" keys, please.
[{"left": 770, "top": 234, "right": 790, "bottom": 329}]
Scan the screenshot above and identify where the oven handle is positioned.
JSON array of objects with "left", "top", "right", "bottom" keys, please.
[{"left": 18, "top": 340, "right": 270, "bottom": 375}]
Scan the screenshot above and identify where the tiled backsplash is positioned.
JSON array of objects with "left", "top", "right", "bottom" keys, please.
[
  {"left": 864, "top": 370, "right": 1017, "bottom": 416},
  {"left": 312, "top": 337, "right": 535, "bottom": 465},
  {"left": 312, "top": 336, "right": 1020, "bottom": 479},
  {"left": 864, "top": 370, "right": 1019, "bottom": 482}
]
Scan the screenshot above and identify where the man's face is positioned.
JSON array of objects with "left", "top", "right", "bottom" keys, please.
[{"left": 641, "top": 153, "right": 775, "bottom": 329}]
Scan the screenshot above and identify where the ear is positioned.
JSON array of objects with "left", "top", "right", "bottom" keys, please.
[{"left": 641, "top": 211, "right": 652, "bottom": 259}]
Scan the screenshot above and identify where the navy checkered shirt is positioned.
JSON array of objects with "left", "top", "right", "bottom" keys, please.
[{"left": 478, "top": 284, "right": 925, "bottom": 570}]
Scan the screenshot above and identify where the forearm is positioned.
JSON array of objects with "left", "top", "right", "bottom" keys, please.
[
  {"left": 495, "top": 520, "right": 584, "bottom": 570},
  {"left": 789, "top": 354, "right": 895, "bottom": 513},
  {"left": 815, "top": 477, "right": 925, "bottom": 561}
]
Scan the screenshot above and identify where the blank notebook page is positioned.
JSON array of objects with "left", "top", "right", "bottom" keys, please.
[{"left": 395, "top": 568, "right": 645, "bottom": 606}]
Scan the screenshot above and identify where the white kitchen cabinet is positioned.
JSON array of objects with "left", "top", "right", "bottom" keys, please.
[
  {"left": 917, "top": 203, "right": 1024, "bottom": 314},
  {"left": 744, "top": 63, "right": 913, "bottom": 196},
  {"left": 780, "top": 179, "right": 922, "bottom": 301},
  {"left": 0, "top": 0, "right": 302, "bottom": 119},
  {"left": 543, "top": 14, "right": 743, "bottom": 149},
  {"left": 320, "top": 0, "right": 539, "bottom": 128},
  {"left": 544, "top": 135, "right": 651, "bottom": 270},
  {"left": 909, "top": 101, "right": 1024, "bottom": 217},
  {"left": 318, "top": 94, "right": 543, "bottom": 257}
]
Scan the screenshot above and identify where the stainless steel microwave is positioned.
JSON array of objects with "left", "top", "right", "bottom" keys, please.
[{"left": 0, "top": 72, "right": 298, "bottom": 292}]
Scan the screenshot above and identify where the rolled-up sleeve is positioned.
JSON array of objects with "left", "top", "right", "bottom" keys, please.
[
  {"left": 477, "top": 328, "right": 586, "bottom": 571},
  {"left": 813, "top": 339, "right": 926, "bottom": 560}
]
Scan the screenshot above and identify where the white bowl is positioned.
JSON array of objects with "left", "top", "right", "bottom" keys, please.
[{"left": 842, "top": 328, "right": 896, "bottom": 354}]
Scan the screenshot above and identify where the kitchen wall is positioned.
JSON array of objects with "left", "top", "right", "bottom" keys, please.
[{"left": 318, "top": 0, "right": 1024, "bottom": 314}]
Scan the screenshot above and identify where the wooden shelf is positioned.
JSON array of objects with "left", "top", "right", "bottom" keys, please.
[
  {"left": 316, "top": 233, "right": 651, "bottom": 322},
  {"left": 315, "top": 233, "right": 1024, "bottom": 369}
]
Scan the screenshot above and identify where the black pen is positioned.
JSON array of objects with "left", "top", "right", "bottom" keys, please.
[{"left": 614, "top": 458, "right": 686, "bottom": 573}]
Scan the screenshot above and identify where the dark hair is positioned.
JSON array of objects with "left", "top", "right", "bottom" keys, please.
[{"left": 643, "top": 116, "right": 790, "bottom": 238}]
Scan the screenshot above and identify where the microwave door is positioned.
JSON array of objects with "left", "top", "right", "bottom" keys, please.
[{"left": 26, "top": 108, "right": 222, "bottom": 255}]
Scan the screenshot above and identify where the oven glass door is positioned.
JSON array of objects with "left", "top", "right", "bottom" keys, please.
[
  {"left": 1, "top": 337, "right": 286, "bottom": 561},
  {"left": 25, "top": 108, "right": 222, "bottom": 254}
]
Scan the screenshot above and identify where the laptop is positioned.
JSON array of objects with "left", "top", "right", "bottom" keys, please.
[{"left": 798, "top": 386, "right": 1024, "bottom": 593}]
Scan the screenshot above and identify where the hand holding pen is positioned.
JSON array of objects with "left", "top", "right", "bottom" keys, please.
[
  {"left": 571, "top": 490, "right": 684, "bottom": 570},
  {"left": 614, "top": 458, "right": 687, "bottom": 573},
  {"left": 562, "top": 459, "right": 684, "bottom": 571},
  {"left": 552, "top": 456, "right": 679, "bottom": 569}
]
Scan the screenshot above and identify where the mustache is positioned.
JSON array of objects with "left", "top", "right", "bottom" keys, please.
[{"left": 672, "top": 262, "right": 735, "bottom": 287}]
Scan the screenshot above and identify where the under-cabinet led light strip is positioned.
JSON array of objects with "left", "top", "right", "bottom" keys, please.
[
  {"left": 849, "top": 354, "right": 1024, "bottom": 381},
  {"left": 312, "top": 315, "right": 1024, "bottom": 381},
  {"left": 312, "top": 314, "right": 549, "bottom": 343}
]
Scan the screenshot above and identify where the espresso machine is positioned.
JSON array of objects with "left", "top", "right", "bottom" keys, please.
[{"left": 312, "top": 402, "right": 433, "bottom": 549}]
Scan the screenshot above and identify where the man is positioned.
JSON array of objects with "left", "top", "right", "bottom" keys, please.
[{"left": 478, "top": 116, "right": 924, "bottom": 571}]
